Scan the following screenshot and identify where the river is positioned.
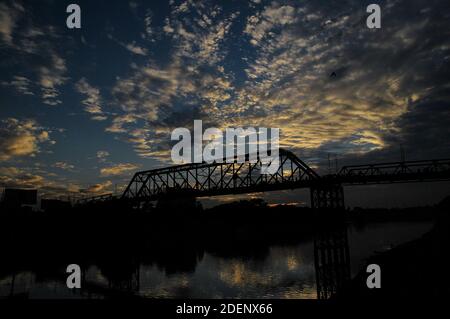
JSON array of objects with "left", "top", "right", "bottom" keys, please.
[{"left": 0, "top": 221, "right": 432, "bottom": 299}]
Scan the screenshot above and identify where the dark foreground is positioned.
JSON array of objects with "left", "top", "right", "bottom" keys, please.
[
  {"left": 0, "top": 198, "right": 448, "bottom": 302},
  {"left": 339, "top": 207, "right": 450, "bottom": 300}
]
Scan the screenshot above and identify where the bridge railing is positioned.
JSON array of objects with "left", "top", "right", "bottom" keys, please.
[
  {"left": 337, "top": 158, "right": 450, "bottom": 184},
  {"left": 75, "top": 193, "right": 115, "bottom": 205}
]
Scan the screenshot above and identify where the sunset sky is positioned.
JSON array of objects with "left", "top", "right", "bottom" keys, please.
[{"left": 1, "top": 0, "right": 449, "bottom": 206}]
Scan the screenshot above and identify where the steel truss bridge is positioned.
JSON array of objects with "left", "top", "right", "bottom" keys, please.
[{"left": 113, "top": 149, "right": 450, "bottom": 209}]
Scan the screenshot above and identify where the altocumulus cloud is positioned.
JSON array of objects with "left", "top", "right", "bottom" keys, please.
[
  {"left": 75, "top": 78, "right": 107, "bottom": 121},
  {"left": 1, "top": 0, "right": 449, "bottom": 201},
  {"left": 81, "top": 180, "right": 113, "bottom": 194},
  {"left": 0, "top": 166, "right": 80, "bottom": 198},
  {"left": 0, "top": 166, "right": 44, "bottom": 188},
  {"left": 105, "top": 0, "right": 450, "bottom": 164},
  {"left": 100, "top": 163, "right": 140, "bottom": 177},
  {"left": 53, "top": 161, "right": 75, "bottom": 171},
  {"left": 0, "top": 1, "right": 68, "bottom": 106},
  {"left": 0, "top": 118, "right": 52, "bottom": 161}
]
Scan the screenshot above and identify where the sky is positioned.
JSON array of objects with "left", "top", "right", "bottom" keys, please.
[{"left": 0, "top": 0, "right": 449, "bottom": 206}]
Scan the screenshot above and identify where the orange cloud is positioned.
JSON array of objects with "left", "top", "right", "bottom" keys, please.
[
  {"left": 100, "top": 163, "right": 140, "bottom": 177},
  {"left": 0, "top": 118, "right": 51, "bottom": 161}
]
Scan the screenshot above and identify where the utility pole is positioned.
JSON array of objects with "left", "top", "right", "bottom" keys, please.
[
  {"left": 335, "top": 154, "right": 338, "bottom": 174},
  {"left": 328, "top": 153, "right": 331, "bottom": 174},
  {"left": 400, "top": 144, "right": 405, "bottom": 162}
]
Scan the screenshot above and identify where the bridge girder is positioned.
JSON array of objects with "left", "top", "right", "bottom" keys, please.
[
  {"left": 75, "top": 156, "right": 450, "bottom": 208},
  {"left": 121, "top": 149, "right": 319, "bottom": 202},
  {"left": 337, "top": 158, "right": 450, "bottom": 184}
]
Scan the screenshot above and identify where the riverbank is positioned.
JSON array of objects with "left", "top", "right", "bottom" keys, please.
[{"left": 338, "top": 208, "right": 450, "bottom": 300}]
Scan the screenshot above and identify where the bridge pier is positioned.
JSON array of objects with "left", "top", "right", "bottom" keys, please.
[
  {"left": 310, "top": 183, "right": 345, "bottom": 209},
  {"left": 314, "top": 226, "right": 351, "bottom": 299}
]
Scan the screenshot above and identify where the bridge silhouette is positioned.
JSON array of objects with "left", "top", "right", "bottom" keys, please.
[{"left": 79, "top": 149, "right": 450, "bottom": 208}]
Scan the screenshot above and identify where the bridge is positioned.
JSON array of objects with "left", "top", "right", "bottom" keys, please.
[{"left": 113, "top": 149, "right": 450, "bottom": 209}]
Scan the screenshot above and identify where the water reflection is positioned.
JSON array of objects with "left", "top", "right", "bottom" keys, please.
[{"left": 0, "top": 222, "right": 431, "bottom": 299}]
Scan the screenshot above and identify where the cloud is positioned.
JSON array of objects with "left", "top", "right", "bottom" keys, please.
[
  {"left": 0, "top": 2, "right": 68, "bottom": 106},
  {"left": 106, "top": 114, "right": 173, "bottom": 161},
  {"left": 53, "top": 161, "right": 75, "bottom": 171},
  {"left": 75, "top": 78, "right": 107, "bottom": 120},
  {"left": 125, "top": 42, "right": 148, "bottom": 56},
  {"left": 244, "top": 3, "right": 298, "bottom": 45},
  {"left": 125, "top": 127, "right": 172, "bottom": 161},
  {"left": 106, "top": 3, "right": 239, "bottom": 162},
  {"left": 3, "top": 0, "right": 448, "bottom": 176},
  {"left": 38, "top": 52, "right": 68, "bottom": 105},
  {"left": 0, "top": 118, "right": 51, "bottom": 161},
  {"left": 373, "top": 89, "right": 450, "bottom": 161},
  {"left": 91, "top": 115, "right": 108, "bottom": 121},
  {"left": 82, "top": 180, "right": 112, "bottom": 194},
  {"left": 0, "top": 163, "right": 112, "bottom": 198},
  {"left": 107, "top": 34, "right": 148, "bottom": 56},
  {"left": 1, "top": 75, "right": 34, "bottom": 95},
  {"left": 216, "top": 0, "right": 450, "bottom": 160},
  {"left": 0, "top": 166, "right": 45, "bottom": 188},
  {"left": 0, "top": 1, "right": 24, "bottom": 44},
  {"left": 0, "top": 166, "right": 77, "bottom": 197},
  {"left": 100, "top": 163, "right": 140, "bottom": 177},
  {"left": 143, "top": 9, "right": 154, "bottom": 40},
  {"left": 105, "top": 114, "right": 137, "bottom": 133},
  {"left": 96, "top": 150, "right": 110, "bottom": 162},
  {"left": 165, "top": 2, "right": 238, "bottom": 65}
]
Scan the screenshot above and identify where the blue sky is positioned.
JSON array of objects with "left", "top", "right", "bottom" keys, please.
[{"left": 1, "top": 0, "right": 449, "bottom": 205}]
